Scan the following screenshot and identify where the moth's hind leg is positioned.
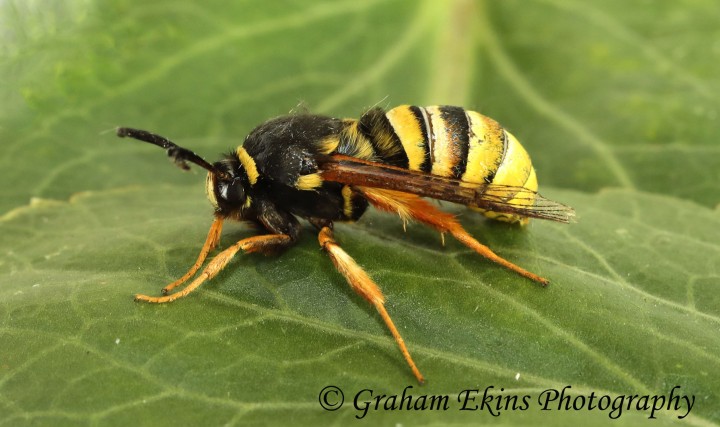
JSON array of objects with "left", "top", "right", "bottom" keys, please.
[{"left": 358, "top": 187, "right": 549, "bottom": 286}]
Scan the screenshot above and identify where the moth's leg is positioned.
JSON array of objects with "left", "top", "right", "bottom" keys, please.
[
  {"left": 135, "top": 233, "right": 293, "bottom": 303},
  {"left": 317, "top": 225, "right": 425, "bottom": 384},
  {"left": 161, "top": 217, "right": 224, "bottom": 295},
  {"left": 359, "top": 187, "right": 549, "bottom": 286}
]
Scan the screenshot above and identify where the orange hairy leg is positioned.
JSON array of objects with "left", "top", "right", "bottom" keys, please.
[
  {"left": 318, "top": 226, "right": 425, "bottom": 384},
  {"left": 135, "top": 233, "right": 292, "bottom": 303},
  {"left": 161, "top": 217, "right": 224, "bottom": 295},
  {"left": 358, "top": 187, "right": 549, "bottom": 286}
]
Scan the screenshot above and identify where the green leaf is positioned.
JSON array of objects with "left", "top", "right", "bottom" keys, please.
[
  {"left": 1, "top": 187, "right": 718, "bottom": 425},
  {"left": 1, "top": 0, "right": 718, "bottom": 425}
]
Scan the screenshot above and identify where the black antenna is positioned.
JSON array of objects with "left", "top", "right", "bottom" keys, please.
[{"left": 116, "top": 127, "right": 228, "bottom": 179}]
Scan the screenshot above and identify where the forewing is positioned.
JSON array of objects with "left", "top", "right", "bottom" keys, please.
[{"left": 318, "top": 155, "right": 575, "bottom": 223}]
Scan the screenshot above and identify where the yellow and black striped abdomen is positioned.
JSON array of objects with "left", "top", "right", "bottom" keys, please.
[{"left": 340, "top": 105, "right": 538, "bottom": 223}]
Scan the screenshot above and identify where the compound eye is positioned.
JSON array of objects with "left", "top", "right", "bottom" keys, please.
[
  {"left": 223, "top": 179, "right": 245, "bottom": 203},
  {"left": 218, "top": 178, "right": 245, "bottom": 204}
]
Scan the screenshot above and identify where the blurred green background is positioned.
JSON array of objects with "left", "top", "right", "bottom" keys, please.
[{"left": 1, "top": 0, "right": 718, "bottom": 425}]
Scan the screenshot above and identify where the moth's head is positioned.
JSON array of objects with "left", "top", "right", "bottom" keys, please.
[
  {"left": 116, "top": 127, "right": 251, "bottom": 219},
  {"left": 205, "top": 154, "right": 252, "bottom": 219}
]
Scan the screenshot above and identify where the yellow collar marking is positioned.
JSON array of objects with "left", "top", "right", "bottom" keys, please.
[{"left": 236, "top": 147, "right": 259, "bottom": 185}]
